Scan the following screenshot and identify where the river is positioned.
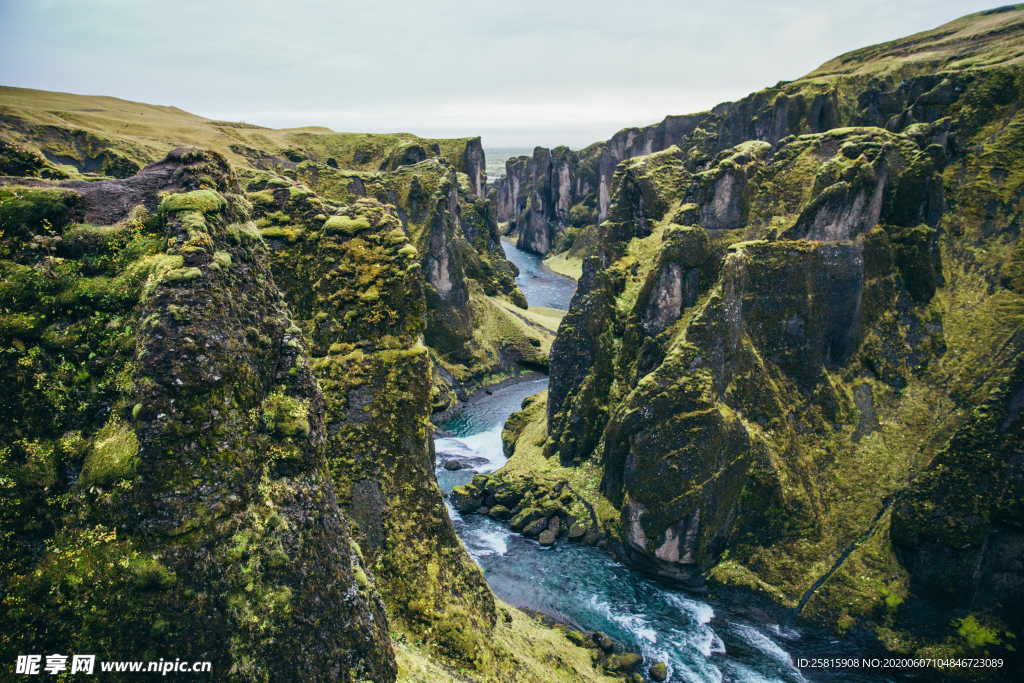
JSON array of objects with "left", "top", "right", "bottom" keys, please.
[{"left": 433, "top": 241, "right": 888, "bottom": 682}]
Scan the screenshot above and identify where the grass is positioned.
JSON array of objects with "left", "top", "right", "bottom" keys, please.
[
  {"left": 500, "top": 391, "right": 620, "bottom": 531},
  {"left": 488, "top": 297, "right": 565, "bottom": 347},
  {"left": 0, "top": 85, "right": 480, "bottom": 177},
  {"left": 79, "top": 417, "right": 139, "bottom": 487},
  {"left": 543, "top": 251, "right": 582, "bottom": 280},
  {"left": 434, "top": 289, "right": 559, "bottom": 386},
  {"left": 394, "top": 600, "right": 619, "bottom": 682},
  {"left": 806, "top": 4, "right": 1024, "bottom": 80}
]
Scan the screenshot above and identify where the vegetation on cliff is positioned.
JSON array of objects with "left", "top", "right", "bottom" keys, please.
[
  {"left": 525, "top": 5, "right": 1024, "bottom": 676},
  {"left": 0, "top": 135, "right": 612, "bottom": 680},
  {"left": 3, "top": 4, "right": 1024, "bottom": 681}
]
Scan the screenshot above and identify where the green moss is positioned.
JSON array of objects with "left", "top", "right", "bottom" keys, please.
[
  {"left": 324, "top": 214, "right": 371, "bottom": 235},
  {"left": 159, "top": 266, "right": 203, "bottom": 284},
  {"left": 708, "top": 560, "right": 787, "bottom": 604},
  {"left": 13, "top": 439, "right": 59, "bottom": 488},
  {"left": 0, "top": 186, "right": 83, "bottom": 245},
  {"left": 260, "top": 389, "right": 311, "bottom": 438},
  {"left": 227, "top": 222, "right": 264, "bottom": 245},
  {"left": 213, "top": 250, "right": 232, "bottom": 267},
  {"left": 605, "top": 653, "right": 642, "bottom": 673},
  {"left": 158, "top": 189, "right": 226, "bottom": 214},
  {"left": 80, "top": 417, "right": 139, "bottom": 486},
  {"left": 259, "top": 225, "right": 304, "bottom": 242},
  {"left": 393, "top": 599, "right": 618, "bottom": 682},
  {"left": 955, "top": 615, "right": 1003, "bottom": 650}
]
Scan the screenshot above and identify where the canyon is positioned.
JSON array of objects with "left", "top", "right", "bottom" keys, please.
[{"left": 2, "top": 5, "right": 1024, "bottom": 682}]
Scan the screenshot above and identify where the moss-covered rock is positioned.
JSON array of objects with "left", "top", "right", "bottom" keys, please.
[
  {"left": 541, "top": 36, "right": 1024, "bottom": 673},
  {"left": 157, "top": 188, "right": 226, "bottom": 214},
  {"left": 0, "top": 163, "right": 397, "bottom": 680},
  {"left": 79, "top": 416, "right": 139, "bottom": 486},
  {"left": 242, "top": 157, "right": 530, "bottom": 405}
]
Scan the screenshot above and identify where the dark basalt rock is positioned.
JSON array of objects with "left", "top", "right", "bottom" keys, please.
[
  {"left": 0, "top": 174, "right": 396, "bottom": 680},
  {"left": 440, "top": 454, "right": 489, "bottom": 471},
  {"left": 61, "top": 147, "right": 235, "bottom": 224},
  {"left": 540, "top": 29, "right": 1024, "bottom": 669}
]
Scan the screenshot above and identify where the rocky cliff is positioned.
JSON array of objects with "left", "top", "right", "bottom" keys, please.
[
  {"left": 0, "top": 143, "right": 613, "bottom": 680},
  {"left": 492, "top": 118, "right": 708, "bottom": 255},
  {"left": 494, "top": 5, "right": 1024, "bottom": 260},
  {"left": 536, "top": 5, "right": 1024, "bottom": 672},
  {"left": 0, "top": 152, "right": 397, "bottom": 679},
  {"left": 0, "top": 87, "right": 551, "bottom": 413},
  {"left": 494, "top": 145, "right": 601, "bottom": 255}
]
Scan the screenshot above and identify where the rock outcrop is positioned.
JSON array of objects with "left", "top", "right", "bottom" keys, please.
[
  {"left": 0, "top": 140, "right": 618, "bottom": 681},
  {"left": 541, "top": 5, "right": 1024, "bottom": 672},
  {"left": 244, "top": 156, "right": 544, "bottom": 414},
  {"left": 494, "top": 146, "right": 598, "bottom": 255},
  {"left": 493, "top": 118, "right": 707, "bottom": 255},
  {"left": 0, "top": 152, "right": 395, "bottom": 679},
  {"left": 493, "top": 6, "right": 1023, "bottom": 259},
  {"left": 245, "top": 190, "right": 499, "bottom": 651}
]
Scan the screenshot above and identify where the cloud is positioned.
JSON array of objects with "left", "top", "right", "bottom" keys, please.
[{"left": 0, "top": 0, "right": 1002, "bottom": 148}]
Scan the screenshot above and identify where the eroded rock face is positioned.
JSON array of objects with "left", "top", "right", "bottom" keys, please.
[
  {"left": 543, "top": 52, "right": 1024, "bottom": 665},
  {"left": 547, "top": 254, "right": 618, "bottom": 465},
  {"left": 596, "top": 114, "right": 706, "bottom": 222},
  {"left": 601, "top": 238, "right": 873, "bottom": 586},
  {"left": 0, "top": 156, "right": 396, "bottom": 679},
  {"left": 253, "top": 196, "right": 497, "bottom": 643},
  {"left": 642, "top": 263, "right": 686, "bottom": 334},
  {"left": 248, "top": 155, "right": 526, "bottom": 405},
  {"left": 500, "top": 146, "right": 592, "bottom": 255},
  {"left": 62, "top": 147, "right": 236, "bottom": 225},
  {"left": 462, "top": 136, "right": 486, "bottom": 197},
  {"left": 700, "top": 170, "right": 747, "bottom": 229}
]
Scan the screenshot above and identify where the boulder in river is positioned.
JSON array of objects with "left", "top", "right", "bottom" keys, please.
[
  {"left": 522, "top": 517, "right": 549, "bottom": 538},
  {"left": 592, "top": 631, "right": 615, "bottom": 653},
  {"left": 450, "top": 484, "right": 483, "bottom": 513},
  {"left": 440, "top": 454, "right": 489, "bottom": 471},
  {"left": 489, "top": 505, "right": 512, "bottom": 520},
  {"left": 537, "top": 517, "right": 561, "bottom": 545},
  {"left": 510, "top": 506, "right": 546, "bottom": 531},
  {"left": 605, "top": 652, "right": 642, "bottom": 673}
]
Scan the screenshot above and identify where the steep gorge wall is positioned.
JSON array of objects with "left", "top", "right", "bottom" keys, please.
[
  {"left": 241, "top": 188, "right": 499, "bottom": 647},
  {"left": 493, "top": 6, "right": 1024, "bottom": 257},
  {"left": 0, "top": 154, "right": 397, "bottom": 679},
  {"left": 542, "top": 7, "right": 1024, "bottom": 670}
]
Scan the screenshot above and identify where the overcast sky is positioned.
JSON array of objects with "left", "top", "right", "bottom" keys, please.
[{"left": 0, "top": 0, "right": 1002, "bottom": 149}]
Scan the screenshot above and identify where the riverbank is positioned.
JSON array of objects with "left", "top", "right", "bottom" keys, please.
[
  {"left": 542, "top": 250, "right": 583, "bottom": 280},
  {"left": 435, "top": 239, "right": 903, "bottom": 682}
]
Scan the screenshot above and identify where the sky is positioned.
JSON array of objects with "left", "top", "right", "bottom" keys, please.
[{"left": 0, "top": 0, "right": 1005, "bottom": 149}]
